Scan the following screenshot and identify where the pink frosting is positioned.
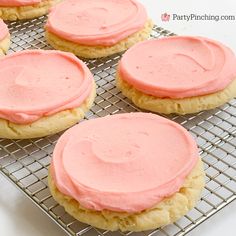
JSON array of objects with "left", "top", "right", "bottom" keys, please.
[
  {"left": 119, "top": 36, "right": 236, "bottom": 98},
  {"left": 0, "top": 0, "right": 40, "bottom": 6},
  {"left": 51, "top": 113, "right": 199, "bottom": 213},
  {"left": 0, "top": 50, "right": 93, "bottom": 124},
  {"left": 0, "top": 19, "right": 9, "bottom": 40},
  {"left": 46, "top": 0, "right": 147, "bottom": 46}
]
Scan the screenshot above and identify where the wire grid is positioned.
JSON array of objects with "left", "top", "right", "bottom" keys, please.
[{"left": 0, "top": 15, "right": 236, "bottom": 236}]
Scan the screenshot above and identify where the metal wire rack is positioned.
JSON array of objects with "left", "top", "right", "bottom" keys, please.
[{"left": 0, "top": 15, "right": 236, "bottom": 236}]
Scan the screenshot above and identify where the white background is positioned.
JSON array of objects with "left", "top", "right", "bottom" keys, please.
[{"left": 1, "top": 0, "right": 236, "bottom": 235}]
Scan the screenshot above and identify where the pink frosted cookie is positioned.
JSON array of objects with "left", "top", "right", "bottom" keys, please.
[
  {"left": 0, "top": 19, "right": 10, "bottom": 55},
  {"left": 0, "top": 50, "right": 96, "bottom": 139},
  {"left": 45, "top": 0, "right": 153, "bottom": 58},
  {"left": 48, "top": 112, "right": 205, "bottom": 232},
  {"left": 117, "top": 36, "right": 236, "bottom": 114},
  {"left": 0, "top": 0, "right": 61, "bottom": 20}
]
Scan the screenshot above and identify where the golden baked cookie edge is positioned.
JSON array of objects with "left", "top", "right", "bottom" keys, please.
[
  {"left": 0, "top": 0, "right": 61, "bottom": 21},
  {"left": 116, "top": 73, "right": 236, "bottom": 115},
  {"left": 48, "top": 158, "right": 205, "bottom": 232},
  {"left": 45, "top": 19, "right": 154, "bottom": 59},
  {"left": 0, "top": 81, "right": 96, "bottom": 139},
  {"left": 0, "top": 34, "right": 10, "bottom": 55}
]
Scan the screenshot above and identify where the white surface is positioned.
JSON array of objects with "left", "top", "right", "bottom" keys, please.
[
  {"left": 1, "top": 0, "right": 236, "bottom": 235},
  {"left": 143, "top": 0, "right": 236, "bottom": 51}
]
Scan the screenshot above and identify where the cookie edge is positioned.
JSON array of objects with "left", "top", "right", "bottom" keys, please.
[
  {"left": 116, "top": 73, "right": 236, "bottom": 115},
  {"left": 45, "top": 19, "right": 154, "bottom": 59},
  {"left": 0, "top": 81, "right": 96, "bottom": 139},
  {"left": 48, "top": 158, "right": 205, "bottom": 232},
  {"left": 0, "top": 0, "right": 61, "bottom": 21}
]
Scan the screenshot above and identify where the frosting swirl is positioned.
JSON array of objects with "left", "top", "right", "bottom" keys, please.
[
  {"left": 0, "top": 50, "right": 93, "bottom": 124},
  {"left": 46, "top": 0, "right": 147, "bottom": 46},
  {"left": 0, "top": 0, "right": 40, "bottom": 6},
  {"left": 119, "top": 36, "right": 236, "bottom": 98},
  {"left": 51, "top": 113, "right": 199, "bottom": 213},
  {"left": 0, "top": 19, "right": 9, "bottom": 40}
]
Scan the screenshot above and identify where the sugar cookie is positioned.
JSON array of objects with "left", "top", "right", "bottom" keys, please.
[
  {"left": 0, "top": 50, "right": 96, "bottom": 139},
  {"left": 0, "top": 19, "right": 10, "bottom": 55},
  {"left": 0, "top": 0, "right": 61, "bottom": 21},
  {"left": 117, "top": 36, "right": 236, "bottom": 114},
  {"left": 45, "top": 0, "right": 153, "bottom": 58},
  {"left": 49, "top": 113, "right": 205, "bottom": 231}
]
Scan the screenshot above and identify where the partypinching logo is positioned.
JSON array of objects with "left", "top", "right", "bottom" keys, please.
[{"left": 161, "top": 13, "right": 170, "bottom": 22}]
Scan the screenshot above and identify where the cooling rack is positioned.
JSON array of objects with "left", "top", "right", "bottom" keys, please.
[{"left": 0, "top": 15, "right": 236, "bottom": 236}]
